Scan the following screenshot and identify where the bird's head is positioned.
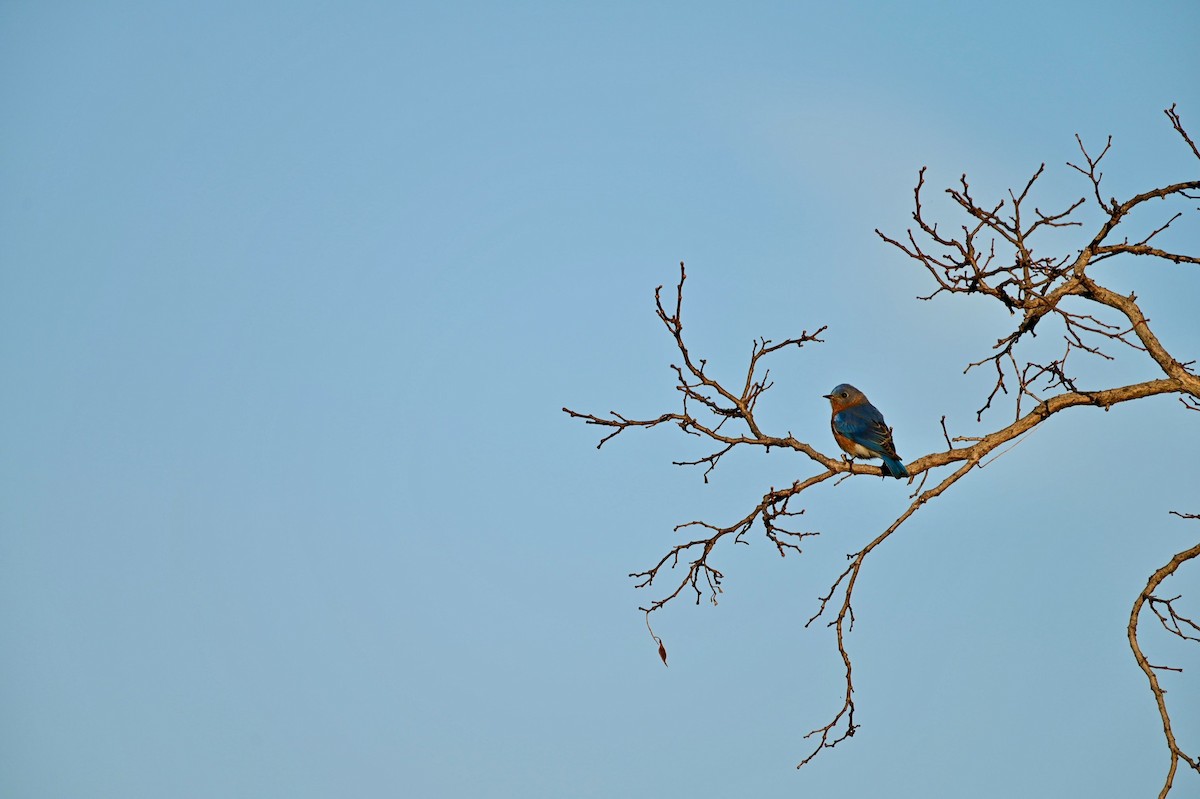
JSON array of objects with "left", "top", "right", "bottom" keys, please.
[{"left": 823, "top": 383, "right": 866, "bottom": 411}]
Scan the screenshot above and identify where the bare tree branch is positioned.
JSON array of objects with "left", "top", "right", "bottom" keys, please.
[
  {"left": 1129, "top": 512, "right": 1200, "bottom": 799},
  {"left": 1166, "top": 103, "right": 1200, "bottom": 161},
  {"left": 564, "top": 105, "right": 1200, "bottom": 789}
]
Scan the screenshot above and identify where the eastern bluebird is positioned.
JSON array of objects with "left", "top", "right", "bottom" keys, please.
[{"left": 823, "top": 383, "right": 909, "bottom": 479}]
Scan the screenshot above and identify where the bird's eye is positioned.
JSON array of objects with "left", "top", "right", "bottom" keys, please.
[{"left": 840, "top": 392, "right": 848, "bottom": 398}]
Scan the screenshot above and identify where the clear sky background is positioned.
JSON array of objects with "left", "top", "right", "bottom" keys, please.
[{"left": 3, "top": 3, "right": 1199, "bottom": 797}]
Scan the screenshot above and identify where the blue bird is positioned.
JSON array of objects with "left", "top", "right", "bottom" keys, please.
[{"left": 822, "top": 384, "right": 909, "bottom": 479}]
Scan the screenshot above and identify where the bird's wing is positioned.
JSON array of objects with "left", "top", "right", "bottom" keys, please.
[{"left": 834, "top": 405, "right": 899, "bottom": 458}]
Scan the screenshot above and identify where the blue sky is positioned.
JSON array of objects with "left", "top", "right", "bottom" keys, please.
[{"left": 3, "top": 2, "right": 1199, "bottom": 797}]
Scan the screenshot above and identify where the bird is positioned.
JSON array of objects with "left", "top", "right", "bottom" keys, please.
[{"left": 822, "top": 383, "right": 909, "bottom": 479}]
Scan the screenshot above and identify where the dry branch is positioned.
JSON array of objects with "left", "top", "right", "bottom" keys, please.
[
  {"left": 563, "top": 106, "right": 1199, "bottom": 788},
  {"left": 1128, "top": 512, "right": 1200, "bottom": 799}
]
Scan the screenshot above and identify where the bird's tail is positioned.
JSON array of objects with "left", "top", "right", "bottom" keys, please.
[{"left": 881, "top": 455, "right": 909, "bottom": 479}]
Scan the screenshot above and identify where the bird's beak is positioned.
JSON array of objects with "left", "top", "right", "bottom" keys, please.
[{"left": 821, "top": 393, "right": 833, "bottom": 399}]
